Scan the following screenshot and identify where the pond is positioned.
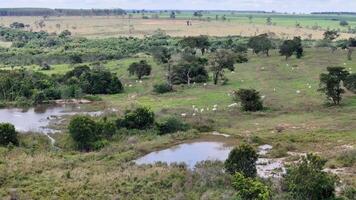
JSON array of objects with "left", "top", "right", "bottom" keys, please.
[
  {"left": 135, "top": 139, "right": 286, "bottom": 178},
  {"left": 0, "top": 104, "right": 103, "bottom": 144},
  {"left": 135, "top": 141, "right": 232, "bottom": 168}
]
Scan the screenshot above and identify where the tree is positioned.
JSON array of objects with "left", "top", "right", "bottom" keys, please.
[
  {"left": 284, "top": 154, "right": 338, "bottom": 200},
  {"left": 233, "top": 89, "right": 264, "bottom": 111},
  {"left": 117, "top": 107, "right": 155, "bottom": 130},
  {"left": 323, "top": 30, "right": 340, "bottom": 41},
  {"left": 179, "top": 35, "right": 210, "bottom": 55},
  {"left": 128, "top": 60, "right": 152, "bottom": 80},
  {"left": 10, "top": 22, "right": 25, "bottom": 29},
  {"left": 266, "top": 17, "right": 272, "bottom": 25},
  {"left": 248, "top": 34, "right": 273, "bottom": 56},
  {"left": 225, "top": 144, "right": 258, "bottom": 177},
  {"left": 232, "top": 173, "right": 271, "bottom": 200},
  {"left": 340, "top": 20, "right": 349, "bottom": 26},
  {"left": 345, "top": 73, "right": 356, "bottom": 93},
  {"left": 319, "top": 67, "right": 349, "bottom": 105},
  {"left": 68, "top": 116, "right": 100, "bottom": 151},
  {"left": 345, "top": 38, "right": 356, "bottom": 60},
  {"left": 0, "top": 123, "right": 18, "bottom": 146},
  {"left": 151, "top": 46, "right": 174, "bottom": 86},
  {"left": 279, "top": 37, "right": 303, "bottom": 60},
  {"left": 170, "top": 11, "right": 176, "bottom": 19},
  {"left": 209, "top": 49, "right": 237, "bottom": 85},
  {"left": 172, "top": 50, "right": 209, "bottom": 85},
  {"left": 59, "top": 30, "right": 71, "bottom": 38}
]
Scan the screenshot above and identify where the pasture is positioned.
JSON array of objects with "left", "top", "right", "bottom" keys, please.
[{"left": 1, "top": 13, "right": 356, "bottom": 39}]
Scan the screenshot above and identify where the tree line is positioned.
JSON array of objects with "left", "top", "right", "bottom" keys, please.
[{"left": 0, "top": 8, "right": 126, "bottom": 16}]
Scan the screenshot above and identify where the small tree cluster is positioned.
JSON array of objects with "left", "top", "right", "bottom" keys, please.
[
  {"left": 232, "top": 173, "right": 271, "bottom": 200},
  {"left": 224, "top": 144, "right": 258, "bottom": 177},
  {"left": 248, "top": 34, "right": 273, "bottom": 56},
  {"left": 284, "top": 154, "right": 338, "bottom": 200},
  {"left": 0, "top": 123, "right": 18, "bottom": 146},
  {"left": 128, "top": 60, "right": 152, "bottom": 80},
  {"left": 209, "top": 49, "right": 238, "bottom": 85},
  {"left": 116, "top": 107, "right": 155, "bottom": 130},
  {"left": 68, "top": 116, "right": 116, "bottom": 151},
  {"left": 179, "top": 35, "right": 210, "bottom": 55},
  {"left": 233, "top": 89, "right": 264, "bottom": 111},
  {"left": 279, "top": 37, "right": 303, "bottom": 60},
  {"left": 156, "top": 117, "right": 190, "bottom": 135},
  {"left": 319, "top": 67, "right": 350, "bottom": 105}
]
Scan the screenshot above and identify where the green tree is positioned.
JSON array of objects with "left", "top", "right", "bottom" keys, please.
[
  {"left": 232, "top": 173, "right": 271, "bottom": 200},
  {"left": 319, "top": 67, "right": 350, "bottom": 105},
  {"left": 209, "top": 49, "right": 237, "bottom": 85},
  {"left": 233, "top": 89, "right": 264, "bottom": 111},
  {"left": 225, "top": 144, "right": 258, "bottom": 177},
  {"left": 179, "top": 35, "right": 210, "bottom": 55},
  {"left": 279, "top": 37, "right": 303, "bottom": 60},
  {"left": 323, "top": 30, "right": 340, "bottom": 41},
  {"left": 345, "top": 73, "right": 356, "bottom": 93},
  {"left": 117, "top": 107, "right": 155, "bottom": 130},
  {"left": 68, "top": 116, "right": 99, "bottom": 151},
  {"left": 248, "top": 34, "right": 273, "bottom": 56},
  {"left": 0, "top": 123, "right": 18, "bottom": 146},
  {"left": 128, "top": 60, "right": 152, "bottom": 80},
  {"left": 340, "top": 20, "right": 349, "bottom": 26},
  {"left": 284, "top": 154, "right": 338, "bottom": 200}
]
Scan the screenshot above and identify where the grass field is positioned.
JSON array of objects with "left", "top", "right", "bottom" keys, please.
[
  {"left": 0, "top": 11, "right": 356, "bottom": 198},
  {"left": 1, "top": 14, "right": 356, "bottom": 39},
  {"left": 1, "top": 47, "right": 355, "bottom": 199}
]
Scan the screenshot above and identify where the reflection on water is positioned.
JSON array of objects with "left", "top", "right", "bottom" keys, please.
[
  {"left": 136, "top": 141, "right": 286, "bottom": 178},
  {"left": 135, "top": 141, "right": 233, "bottom": 169},
  {"left": 0, "top": 104, "right": 102, "bottom": 133}
]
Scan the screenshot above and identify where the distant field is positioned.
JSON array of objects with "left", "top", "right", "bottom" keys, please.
[{"left": 1, "top": 13, "right": 355, "bottom": 39}]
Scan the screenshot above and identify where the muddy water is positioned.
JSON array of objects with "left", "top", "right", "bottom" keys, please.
[
  {"left": 0, "top": 104, "right": 103, "bottom": 144},
  {"left": 135, "top": 139, "right": 286, "bottom": 178}
]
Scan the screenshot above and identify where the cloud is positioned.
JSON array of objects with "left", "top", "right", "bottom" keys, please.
[{"left": 0, "top": 0, "right": 355, "bottom": 13}]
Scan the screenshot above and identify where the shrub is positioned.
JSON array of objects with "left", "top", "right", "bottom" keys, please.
[
  {"left": 68, "top": 116, "right": 100, "bottom": 151},
  {"left": 319, "top": 67, "right": 349, "bottom": 105},
  {"left": 284, "top": 154, "right": 338, "bottom": 200},
  {"left": 233, "top": 89, "right": 263, "bottom": 111},
  {"left": 225, "top": 144, "right": 258, "bottom": 177},
  {"left": 232, "top": 173, "right": 271, "bottom": 200},
  {"left": 345, "top": 73, "right": 356, "bottom": 93},
  {"left": 0, "top": 123, "right": 18, "bottom": 146},
  {"left": 98, "top": 119, "right": 117, "bottom": 139},
  {"left": 336, "top": 149, "right": 356, "bottom": 167},
  {"left": 156, "top": 117, "right": 190, "bottom": 134},
  {"left": 153, "top": 83, "right": 173, "bottom": 94},
  {"left": 117, "top": 107, "right": 155, "bottom": 130}
]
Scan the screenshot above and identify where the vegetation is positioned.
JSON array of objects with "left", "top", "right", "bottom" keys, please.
[
  {"left": 284, "top": 154, "right": 338, "bottom": 200},
  {"left": 224, "top": 144, "right": 258, "bottom": 177},
  {"left": 0, "top": 123, "right": 18, "bottom": 146},
  {"left": 128, "top": 60, "right": 152, "bottom": 80},
  {"left": 233, "top": 89, "right": 264, "bottom": 111},
  {"left": 248, "top": 34, "right": 273, "bottom": 56},
  {"left": 279, "top": 37, "right": 304, "bottom": 60},
  {"left": 232, "top": 173, "right": 271, "bottom": 200},
  {"left": 117, "top": 107, "right": 155, "bottom": 130},
  {"left": 319, "top": 67, "right": 350, "bottom": 105}
]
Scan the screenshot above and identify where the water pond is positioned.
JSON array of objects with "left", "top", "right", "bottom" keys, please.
[{"left": 135, "top": 140, "right": 286, "bottom": 178}]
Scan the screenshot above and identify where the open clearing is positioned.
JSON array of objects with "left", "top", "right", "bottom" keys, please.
[{"left": 1, "top": 16, "right": 355, "bottom": 39}]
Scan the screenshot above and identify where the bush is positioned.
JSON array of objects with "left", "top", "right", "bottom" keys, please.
[
  {"left": 153, "top": 83, "right": 173, "bottom": 94},
  {"left": 233, "top": 89, "right": 264, "bottom": 111},
  {"left": 0, "top": 123, "right": 18, "bottom": 146},
  {"left": 98, "top": 119, "right": 117, "bottom": 139},
  {"left": 284, "top": 154, "right": 338, "bottom": 200},
  {"left": 345, "top": 73, "right": 356, "bottom": 93},
  {"left": 156, "top": 117, "right": 190, "bottom": 134},
  {"left": 225, "top": 144, "right": 258, "bottom": 177},
  {"left": 232, "top": 173, "right": 271, "bottom": 200},
  {"left": 68, "top": 116, "right": 100, "bottom": 151},
  {"left": 336, "top": 149, "right": 356, "bottom": 167},
  {"left": 117, "top": 107, "right": 155, "bottom": 130}
]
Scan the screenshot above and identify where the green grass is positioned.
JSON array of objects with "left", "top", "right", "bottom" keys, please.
[{"left": 1, "top": 47, "right": 355, "bottom": 199}]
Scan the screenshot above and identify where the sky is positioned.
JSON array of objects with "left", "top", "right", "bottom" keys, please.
[{"left": 0, "top": 0, "right": 355, "bottom": 13}]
